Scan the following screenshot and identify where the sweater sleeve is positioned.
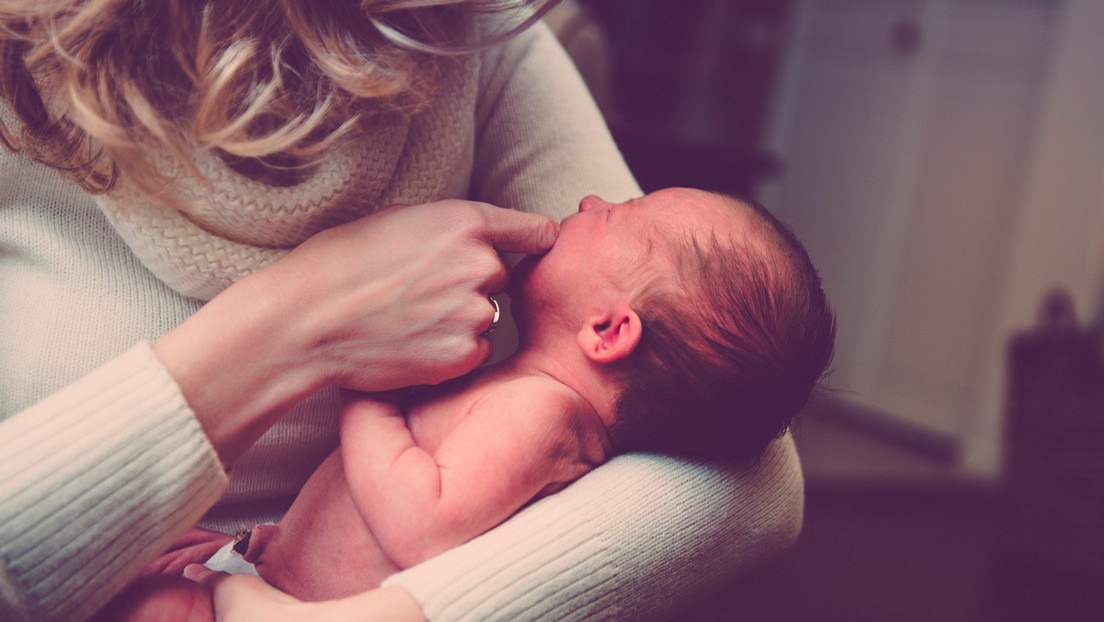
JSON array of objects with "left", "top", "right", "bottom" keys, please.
[
  {"left": 0, "top": 342, "right": 228, "bottom": 622},
  {"left": 383, "top": 22, "right": 806, "bottom": 621},
  {"left": 384, "top": 437, "right": 804, "bottom": 621}
]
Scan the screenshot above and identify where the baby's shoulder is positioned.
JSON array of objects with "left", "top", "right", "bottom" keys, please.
[
  {"left": 473, "top": 374, "right": 608, "bottom": 462},
  {"left": 476, "top": 374, "right": 586, "bottom": 419}
]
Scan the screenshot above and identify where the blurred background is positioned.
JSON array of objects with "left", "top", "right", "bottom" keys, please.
[{"left": 545, "top": 0, "right": 1104, "bottom": 620}]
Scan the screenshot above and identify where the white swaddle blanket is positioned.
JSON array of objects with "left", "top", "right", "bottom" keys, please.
[{"left": 204, "top": 539, "right": 259, "bottom": 576}]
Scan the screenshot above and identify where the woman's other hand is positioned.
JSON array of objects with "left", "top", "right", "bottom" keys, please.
[
  {"left": 184, "top": 565, "right": 426, "bottom": 622},
  {"left": 154, "top": 200, "right": 557, "bottom": 467}
]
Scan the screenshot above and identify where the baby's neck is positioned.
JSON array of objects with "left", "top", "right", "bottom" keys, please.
[{"left": 500, "top": 346, "right": 619, "bottom": 431}]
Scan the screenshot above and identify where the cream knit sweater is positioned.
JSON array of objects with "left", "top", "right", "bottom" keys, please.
[{"left": 0, "top": 21, "right": 803, "bottom": 622}]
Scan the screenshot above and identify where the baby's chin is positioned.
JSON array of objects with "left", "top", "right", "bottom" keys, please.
[{"left": 506, "top": 253, "right": 541, "bottom": 300}]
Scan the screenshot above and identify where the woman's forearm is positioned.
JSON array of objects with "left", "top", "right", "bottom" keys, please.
[
  {"left": 153, "top": 270, "right": 326, "bottom": 469},
  {"left": 0, "top": 344, "right": 228, "bottom": 622}
]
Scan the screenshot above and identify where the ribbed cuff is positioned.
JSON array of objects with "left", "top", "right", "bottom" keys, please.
[{"left": 0, "top": 342, "right": 228, "bottom": 622}]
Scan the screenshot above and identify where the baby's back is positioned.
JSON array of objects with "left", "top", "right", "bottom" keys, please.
[{"left": 245, "top": 369, "right": 608, "bottom": 601}]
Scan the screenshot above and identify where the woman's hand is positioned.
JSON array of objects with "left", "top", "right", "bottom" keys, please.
[
  {"left": 266, "top": 200, "right": 555, "bottom": 390},
  {"left": 154, "top": 200, "right": 557, "bottom": 467},
  {"left": 185, "top": 566, "right": 426, "bottom": 622}
]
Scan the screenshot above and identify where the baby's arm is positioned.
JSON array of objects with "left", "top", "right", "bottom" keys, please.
[{"left": 337, "top": 380, "right": 588, "bottom": 570}]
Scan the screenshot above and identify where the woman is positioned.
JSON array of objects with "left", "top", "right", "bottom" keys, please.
[{"left": 0, "top": 1, "right": 804, "bottom": 620}]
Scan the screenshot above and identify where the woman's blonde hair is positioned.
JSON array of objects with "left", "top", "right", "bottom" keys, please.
[{"left": 0, "top": 0, "right": 559, "bottom": 193}]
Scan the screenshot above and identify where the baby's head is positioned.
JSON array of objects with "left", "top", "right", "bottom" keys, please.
[{"left": 514, "top": 188, "right": 835, "bottom": 463}]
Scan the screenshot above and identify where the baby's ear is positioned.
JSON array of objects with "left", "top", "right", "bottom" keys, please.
[{"left": 577, "top": 304, "right": 642, "bottom": 364}]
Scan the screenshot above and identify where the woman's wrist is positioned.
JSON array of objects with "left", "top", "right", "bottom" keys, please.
[
  {"left": 190, "top": 567, "right": 427, "bottom": 622},
  {"left": 153, "top": 271, "right": 328, "bottom": 469},
  {"left": 336, "top": 586, "right": 426, "bottom": 622}
]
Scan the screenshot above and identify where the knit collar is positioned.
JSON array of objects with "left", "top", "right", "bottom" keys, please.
[{"left": 96, "top": 54, "right": 477, "bottom": 301}]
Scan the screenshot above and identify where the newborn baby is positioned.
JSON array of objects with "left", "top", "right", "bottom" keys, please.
[{"left": 101, "top": 187, "right": 834, "bottom": 620}]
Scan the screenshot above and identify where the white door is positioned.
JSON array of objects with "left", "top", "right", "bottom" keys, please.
[{"left": 761, "top": 0, "right": 1103, "bottom": 477}]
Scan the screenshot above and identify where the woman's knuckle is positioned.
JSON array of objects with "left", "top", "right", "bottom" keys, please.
[
  {"left": 470, "top": 252, "right": 501, "bottom": 278},
  {"left": 447, "top": 203, "right": 483, "bottom": 230},
  {"left": 461, "top": 342, "right": 485, "bottom": 367},
  {"left": 489, "top": 259, "right": 508, "bottom": 283}
]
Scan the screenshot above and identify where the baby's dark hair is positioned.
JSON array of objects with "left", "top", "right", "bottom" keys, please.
[{"left": 609, "top": 195, "right": 835, "bottom": 463}]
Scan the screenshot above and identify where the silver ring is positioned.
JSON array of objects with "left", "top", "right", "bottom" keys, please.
[{"left": 484, "top": 296, "right": 501, "bottom": 336}]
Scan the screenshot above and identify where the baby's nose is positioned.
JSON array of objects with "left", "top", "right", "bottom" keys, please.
[{"left": 578, "top": 195, "right": 612, "bottom": 213}]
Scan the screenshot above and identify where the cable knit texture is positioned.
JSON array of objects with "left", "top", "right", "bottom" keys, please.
[
  {"left": 0, "top": 18, "right": 804, "bottom": 622},
  {"left": 96, "top": 46, "right": 476, "bottom": 301}
]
